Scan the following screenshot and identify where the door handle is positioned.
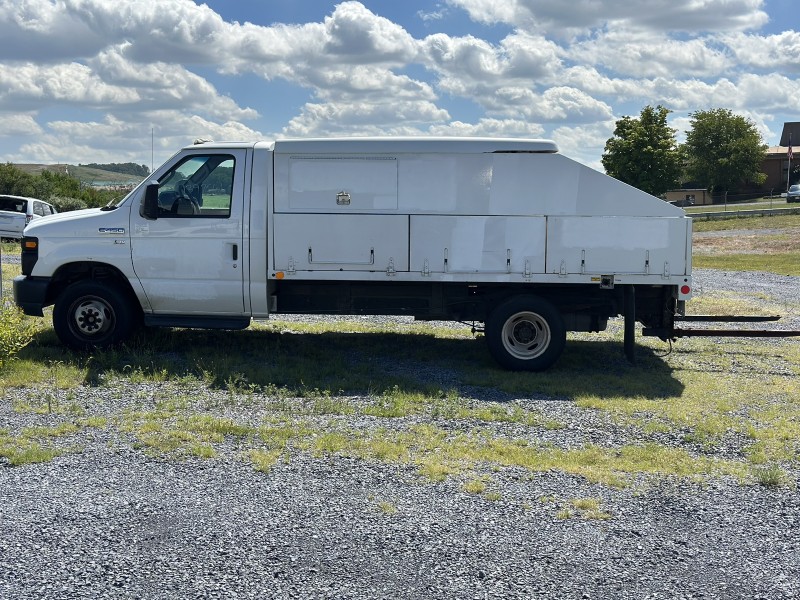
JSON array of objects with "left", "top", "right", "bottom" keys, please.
[{"left": 232, "top": 244, "right": 238, "bottom": 261}]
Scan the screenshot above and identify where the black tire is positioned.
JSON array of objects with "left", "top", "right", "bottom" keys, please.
[
  {"left": 53, "top": 280, "right": 140, "bottom": 350},
  {"left": 485, "top": 295, "right": 566, "bottom": 371}
]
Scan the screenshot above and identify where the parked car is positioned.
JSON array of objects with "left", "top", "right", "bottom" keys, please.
[
  {"left": 788, "top": 184, "right": 800, "bottom": 203},
  {"left": 0, "top": 195, "right": 58, "bottom": 240}
]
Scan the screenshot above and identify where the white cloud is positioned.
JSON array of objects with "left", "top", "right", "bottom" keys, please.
[
  {"left": 0, "top": 62, "right": 139, "bottom": 110},
  {"left": 0, "top": 113, "right": 43, "bottom": 137},
  {"left": 418, "top": 7, "right": 448, "bottom": 23},
  {"left": 722, "top": 31, "right": 800, "bottom": 73},
  {"left": 12, "top": 111, "right": 264, "bottom": 165},
  {"left": 283, "top": 101, "right": 450, "bottom": 137},
  {"left": 90, "top": 45, "right": 259, "bottom": 120},
  {"left": 320, "top": 1, "right": 418, "bottom": 62},
  {"left": 0, "top": 0, "right": 106, "bottom": 61},
  {"left": 427, "top": 118, "right": 546, "bottom": 137},
  {"left": 551, "top": 122, "right": 618, "bottom": 170},
  {"left": 64, "top": 0, "right": 229, "bottom": 64},
  {"left": 422, "top": 31, "right": 562, "bottom": 84},
  {"left": 565, "top": 30, "right": 732, "bottom": 78},
  {"left": 0, "top": 0, "right": 795, "bottom": 167},
  {"left": 447, "top": 0, "right": 768, "bottom": 35},
  {"left": 484, "top": 86, "right": 614, "bottom": 123}
]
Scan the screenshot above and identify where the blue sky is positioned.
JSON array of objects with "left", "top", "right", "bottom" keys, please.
[{"left": 0, "top": 0, "right": 798, "bottom": 171}]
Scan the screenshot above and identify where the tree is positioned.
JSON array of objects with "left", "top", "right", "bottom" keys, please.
[
  {"left": 683, "top": 108, "right": 767, "bottom": 193},
  {"left": 602, "top": 105, "right": 682, "bottom": 197},
  {"left": 0, "top": 163, "right": 37, "bottom": 197},
  {"left": 0, "top": 163, "right": 124, "bottom": 210}
]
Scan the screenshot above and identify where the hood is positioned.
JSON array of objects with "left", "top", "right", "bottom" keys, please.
[{"left": 23, "top": 206, "right": 131, "bottom": 238}]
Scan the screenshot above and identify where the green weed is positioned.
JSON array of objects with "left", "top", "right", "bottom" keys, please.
[{"left": 249, "top": 448, "right": 283, "bottom": 473}]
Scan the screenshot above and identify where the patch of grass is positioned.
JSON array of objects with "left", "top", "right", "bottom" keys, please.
[
  {"left": 0, "top": 304, "right": 36, "bottom": 368},
  {"left": 303, "top": 395, "right": 355, "bottom": 416},
  {"left": 572, "top": 331, "right": 800, "bottom": 469},
  {"left": 361, "top": 385, "right": 561, "bottom": 429},
  {"left": 751, "top": 464, "right": 789, "bottom": 488},
  {"left": 691, "top": 212, "right": 800, "bottom": 274},
  {"left": 258, "top": 419, "right": 314, "bottom": 451},
  {"left": 693, "top": 252, "right": 800, "bottom": 276},
  {"left": 12, "top": 395, "right": 86, "bottom": 416},
  {"left": 462, "top": 477, "right": 487, "bottom": 494},
  {"left": 0, "top": 425, "right": 69, "bottom": 466},
  {"left": 311, "top": 432, "right": 352, "bottom": 457},
  {"left": 375, "top": 499, "right": 398, "bottom": 514},
  {"left": 0, "top": 440, "right": 62, "bottom": 466},
  {"left": 22, "top": 422, "right": 81, "bottom": 438},
  {"left": 120, "top": 409, "right": 257, "bottom": 458},
  {"left": 686, "top": 291, "right": 789, "bottom": 319},
  {"left": 182, "top": 415, "right": 253, "bottom": 439},
  {"left": 1, "top": 353, "right": 92, "bottom": 389},
  {"left": 692, "top": 214, "right": 800, "bottom": 232},
  {"left": 568, "top": 498, "right": 612, "bottom": 520},
  {"left": 81, "top": 416, "right": 108, "bottom": 428},
  {"left": 270, "top": 423, "right": 749, "bottom": 487},
  {"left": 249, "top": 448, "right": 283, "bottom": 473},
  {"left": 417, "top": 458, "right": 459, "bottom": 482}
]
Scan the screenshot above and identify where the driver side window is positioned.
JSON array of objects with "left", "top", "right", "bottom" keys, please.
[{"left": 157, "top": 154, "right": 235, "bottom": 218}]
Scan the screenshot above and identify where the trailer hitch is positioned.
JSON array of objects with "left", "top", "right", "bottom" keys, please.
[
  {"left": 642, "top": 314, "right": 800, "bottom": 340},
  {"left": 667, "top": 314, "right": 800, "bottom": 338},
  {"left": 627, "top": 284, "right": 800, "bottom": 364}
]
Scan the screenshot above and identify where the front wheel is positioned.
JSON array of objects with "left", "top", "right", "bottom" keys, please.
[
  {"left": 485, "top": 295, "right": 566, "bottom": 371},
  {"left": 53, "top": 280, "right": 140, "bottom": 350}
]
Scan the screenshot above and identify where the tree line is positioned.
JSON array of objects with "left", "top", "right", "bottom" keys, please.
[
  {"left": 79, "top": 162, "right": 150, "bottom": 177},
  {"left": 0, "top": 163, "right": 125, "bottom": 211},
  {"left": 601, "top": 106, "right": 791, "bottom": 198}
]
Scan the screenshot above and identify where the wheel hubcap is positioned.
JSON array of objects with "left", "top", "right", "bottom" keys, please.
[
  {"left": 73, "top": 299, "right": 112, "bottom": 336},
  {"left": 502, "top": 311, "right": 551, "bottom": 360}
]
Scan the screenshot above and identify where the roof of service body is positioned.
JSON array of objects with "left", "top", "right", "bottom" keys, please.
[{"left": 271, "top": 137, "right": 558, "bottom": 154}]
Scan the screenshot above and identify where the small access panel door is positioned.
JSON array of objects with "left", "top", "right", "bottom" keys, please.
[
  {"left": 410, "top": 215, "right": 547, "bottom": 276},
  {"left": 272, "top": 214, "right": 409, "bottom": 273}
]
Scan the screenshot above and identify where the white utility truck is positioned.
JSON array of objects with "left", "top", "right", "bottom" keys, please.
[{"left": 14, "top": 137, "right": 695, "bottom": 371}]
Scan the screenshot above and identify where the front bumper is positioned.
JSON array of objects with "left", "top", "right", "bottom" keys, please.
[{"left": 13, "top": 275, "right": 51, "bottom": 317}]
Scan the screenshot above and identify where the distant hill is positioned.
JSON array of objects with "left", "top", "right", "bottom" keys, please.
[
  {"left": 14, "top": 163, "right": 145, "bottom": 186},
  {"left": 80, "top": 162, "right": 149, "bottom": 177}
]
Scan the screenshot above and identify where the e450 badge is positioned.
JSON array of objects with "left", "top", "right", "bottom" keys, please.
[{"left": 98, "top": 227, "right": 126, "bottom": 234}]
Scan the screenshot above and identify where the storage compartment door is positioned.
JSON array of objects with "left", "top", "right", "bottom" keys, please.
[
  {"left": 545, "top": 216, "right": 689, "bottom": 275},
  {"left": 275, "top": 157, "right": 398, "bottom": 212},
  {"left": 273, "top": 214, "right": 408, "bottom": 272},
  {"left": 410, "top": 216, "right": 546, "bottom": 275}
]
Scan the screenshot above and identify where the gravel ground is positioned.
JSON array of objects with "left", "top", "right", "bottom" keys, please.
[
  {"left": 691, "top": 268, "right": 800, "bottom": 331},
  {"left": 1, "top": 269, "right": 799, "bottom": 599}
]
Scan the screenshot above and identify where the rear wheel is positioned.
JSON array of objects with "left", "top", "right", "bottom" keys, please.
[
  {"left": 53, "top": 280, "right": 140, "bottom": 350},
  {"left": 485, "top": 295, "right": 566, "bottom": 371}
]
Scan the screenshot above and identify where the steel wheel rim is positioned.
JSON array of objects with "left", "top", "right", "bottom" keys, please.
[
  {"left": 70, "top": 297, "right": 114, "bottom": 338},
  {"left": 501, "top": 311, "right": 551, "bottom": 360}
]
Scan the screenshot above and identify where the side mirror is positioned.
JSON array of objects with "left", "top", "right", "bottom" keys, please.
[{"left": 140, "top": 183, "right": 160, "bottom": 220}]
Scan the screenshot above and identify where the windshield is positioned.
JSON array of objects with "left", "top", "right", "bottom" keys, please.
[{"left": 790, "top": 185, "right": 800, "bottom": 192}]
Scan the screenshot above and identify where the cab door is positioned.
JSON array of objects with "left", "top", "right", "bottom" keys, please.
[{"left": 130, "top": 150, "right": 247, "bottom": 315}]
